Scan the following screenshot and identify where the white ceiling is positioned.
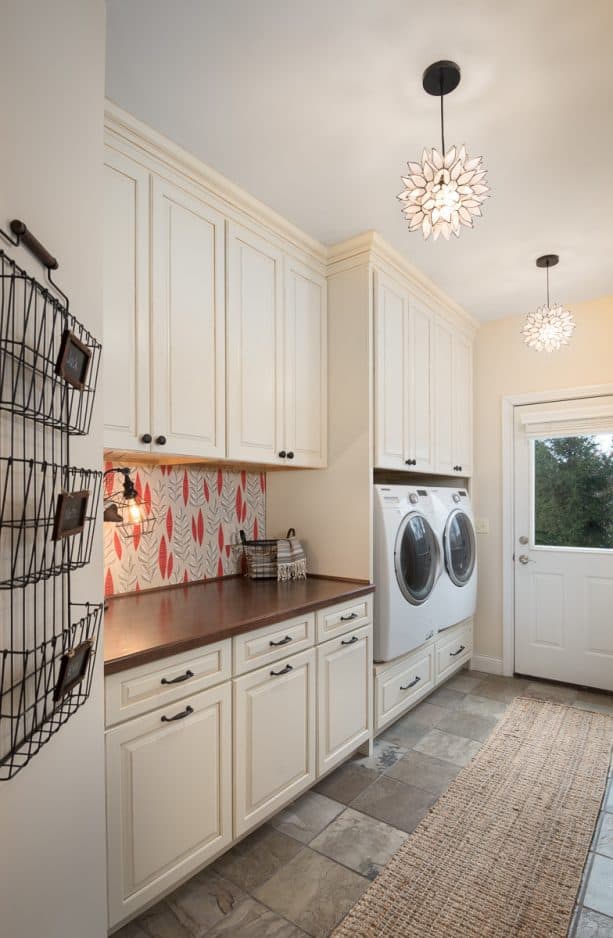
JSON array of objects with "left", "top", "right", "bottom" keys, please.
[{"left": 105, "top": 0, "right": 613, "bottom": 321}]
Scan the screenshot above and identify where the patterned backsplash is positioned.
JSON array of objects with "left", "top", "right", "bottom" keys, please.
[{"left": 103, "top": 463, "right": 266, "bottom": 596}]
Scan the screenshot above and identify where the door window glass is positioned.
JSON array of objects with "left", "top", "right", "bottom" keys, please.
[
  {"left": 534, "top": 434, "right": 613, "bottom": 549},
  {"left": 395, "top": 514, "right": 438, "bottom": 604}
]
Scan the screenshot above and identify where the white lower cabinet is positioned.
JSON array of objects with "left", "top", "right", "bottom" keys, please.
[
  {"left": 233, "top": 646, "right": 317, "bottom": 838},
  {"left": 317, "top": 624, "right": 372, "bottom": 775},
  {"left": 106, "top": 682, "right": 232, "bottom": 929}
]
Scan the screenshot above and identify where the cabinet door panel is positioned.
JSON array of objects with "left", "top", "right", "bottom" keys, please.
[
  {"left": 227, "top": 223, "right": 284, "bottom": 464},
  {"left": 317, "top": 624, "right": 372, "bottom": 775},
  {"left": 284, "top": 258, "right": 327, "bottom": 467},
  {"left": 452, "top": 332, "right": 473, "bottom": 476},
  {"left": 103, "top": 150, "right": 151, "bottom": 452},
  {"left": 410, "top": 300, "right": 434, "bottom": 472},
  {"left": 374, "top": 272, "right": 409, "bottom": 469},
  {"left": 233, "top": 648, "right": 316, "bottom": 837},
  {"left": 151, "top": 179, "right": 225, "bottom": 458},
  {"left": 434, "top": 317, "right": 454, "bottom": 474},
  {"left": 106, "top": 683, "right": 232, "bottom": 928}
]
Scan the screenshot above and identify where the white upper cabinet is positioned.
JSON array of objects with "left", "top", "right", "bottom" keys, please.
[
  {"left": 451, "top": 330, "right": 473, "bottom": 476},
  {"left": 227, "top": 223, "right": 327, "bottom": 468},
  {"left": 374, "top": 269, "right": 473, "bottom": 477},
  {"left": 433, "top": 316, "right": 455, "bottom": 475},
  {"left": 226, "top": 222, "right": 285, "bottom": 465},
  {"left": 151, "top": 178, "right": 226, "bottom": 459},
  {"left": 284, "top": 257, "right": 327, "bottom": 468},
  {"left": 103, "top": 149, "right": 151, "bottom": 453},
  {"left": 374, "top": 271, "right": 408, "bottom": 471}
]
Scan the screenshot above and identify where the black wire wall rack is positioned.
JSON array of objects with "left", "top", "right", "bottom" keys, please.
[{"left": 0, "top": 221, "right": 103, "bottom": 780}]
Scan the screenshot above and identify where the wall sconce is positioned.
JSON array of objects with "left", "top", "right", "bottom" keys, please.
[{"left": 103, "top": 467, "right": 154, "bottom": 539}]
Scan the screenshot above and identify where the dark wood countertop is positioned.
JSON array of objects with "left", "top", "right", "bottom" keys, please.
[{"left": 104, "top": 576, "right": 374, "bottom": 675}]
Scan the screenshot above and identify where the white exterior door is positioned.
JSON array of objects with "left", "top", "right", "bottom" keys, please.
[
  {"left": 151, "top": 178, "right": 226, "bottom": 459},
  {"left": 106, "top": 683, "right": 232, "bottom": 928},
  {"left": 227, "top": 222, "right": 284, "bottom": 464},
  {"left": 284, "top": 257, "right": 327, "bottom": 468},
  {"left": 103, "top": 149, "right": 151, "bottom": 452},
  {"left": 233, "top": 648, "right": 316, "bottom": 837},
  {"left": 374, "top": 271, "right": 409, "bottom": 470},
  {"left": 514, "top": 398, "right": 613, "bottom": 690}
]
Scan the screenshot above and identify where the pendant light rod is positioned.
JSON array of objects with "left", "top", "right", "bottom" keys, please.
[
  {"left": 440, "top": 79, "right": 446, "bottom": 156},
  {"left": 536, "top": 253, "right": 560, "bottom": 307},
  {"left": 423, "top": 60, "right": 461, "bottom": 160}
]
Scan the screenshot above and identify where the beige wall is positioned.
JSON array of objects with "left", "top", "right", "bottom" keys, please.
[
  {"left": 0, "top": 3, "right": 107, "bottom": 937},
  {"left": 473, "top": 295, "right": 613, "bottom": 662}
]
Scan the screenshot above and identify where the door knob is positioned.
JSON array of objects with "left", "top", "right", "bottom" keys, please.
[
  {"left": 519, "top": 535, "right": 529, "bottom": 545},
  {"left": 518, "top": 554, "right": 534, "bottom": 565}
]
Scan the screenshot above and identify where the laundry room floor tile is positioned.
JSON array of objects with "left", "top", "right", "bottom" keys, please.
[
  {"left": 445, "top": 672, "right": 484, "bottom": 694},
  {"left": 314, "top": 760, "right": 379, "bottom": 804},
  {"left": 166, "top": 869, "right": 248, "bottom": 934},
  {"left": 572, "top": 907, "right": 613, "bottom": 937},
  {"left": 425, "top": 686, "right": 466, "bottom": 710},
  {"left": 310, "top": 807, "right": 407, "bottom": 879},
  {"left": 351, "top": 738, "right": 408, "bottom": 773},
  {"left": 378, "top": 717, "right": 431, "bottom": 748},
  {"left": 413, "top": 728, "right": 482, "bottom": 767},
  {"left": 385, "top": 749, "right": 462, "bottom": 796},
  {"left": 212, "top": 824, "right": 303, "bottom": 891},
  {"left": 470, "top": 675, "right": 530, "bottom": 702},
  {"left": 435, "top": 710, "right": 499, "bottom": 743},
  {"left": 204, "top": 897, "right": 308, "bottom": 937},
  {"left": 270, "top": 791, "right": 344, "bottom": 845},
  {"left": 456, "top": 693, "right": 508, "bottom": 719},
  {"left": 595, "top": 813, "right": 613, "bottom": 860},
  {"left": 583, "top": 853, "right": 613, "bottom": 918},
  {"left": 524, "top": 681, "right": 579, "bottom": 704},
  {"left": 350, "top": 775, "right": 438, "bottom": 833}
]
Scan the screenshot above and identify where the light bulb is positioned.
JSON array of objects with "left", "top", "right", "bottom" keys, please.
[{"left": 126, "top": 499, "right": 144, "bottom": 524}]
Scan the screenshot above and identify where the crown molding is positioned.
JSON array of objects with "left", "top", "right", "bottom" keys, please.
[
  {"left": 327, "top": 230, "right": 479, "bottom": 332},
  {"left": 104, "top": 100, "right": 328, "bottom": 267}
]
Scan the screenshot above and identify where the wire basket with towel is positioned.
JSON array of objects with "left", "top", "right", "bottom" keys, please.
[{"left": 239, "top": 528, "right": 307, "bottom": 581}]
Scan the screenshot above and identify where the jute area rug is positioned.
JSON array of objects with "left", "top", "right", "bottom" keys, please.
[{"left": 334, "top": 697, "right": 613, "bottom": 938}]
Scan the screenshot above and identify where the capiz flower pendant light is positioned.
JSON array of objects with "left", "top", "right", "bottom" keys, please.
[
  {"left": 398, "top": 61, "right": 489, "bottom": 241},
  {"left": 523, "top": 255, "right": 575, "bottom": 352}
]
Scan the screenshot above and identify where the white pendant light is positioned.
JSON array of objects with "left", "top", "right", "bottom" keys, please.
[
  {"left": 523, "top": 255, "right": 575, "bottom": 352},
  {"left": 398, "top": 61, "right": 490, "bottom": 241}
]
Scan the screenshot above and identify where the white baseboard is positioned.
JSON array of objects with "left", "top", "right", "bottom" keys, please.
[{"left": 470, "top": 655, "right": 504, "bottom": 676}]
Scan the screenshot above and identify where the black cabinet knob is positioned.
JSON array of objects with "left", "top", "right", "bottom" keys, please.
[
  {"left": 141, "top": 433, "right": 152, "bottom": 444},
  {"left": 156, "top": 435, "right": 167, "bottom": 446},
  {"left": 278, "top": 451, "right": 287, "bottom": 458},
  {"left": 405, "top": 458, "right": 417, "bottom": 466},
  {"left": 286, "top": 451, "right": 294, "bottom": 460}
]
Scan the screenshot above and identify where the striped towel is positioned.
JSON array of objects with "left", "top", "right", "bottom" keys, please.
[{"left": 276, "top": 530, "right": 307, "bottom": 581}]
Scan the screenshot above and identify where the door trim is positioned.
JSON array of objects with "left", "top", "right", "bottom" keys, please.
[{"left": 501, "top": 382, "right": 613, "bottom": 677}]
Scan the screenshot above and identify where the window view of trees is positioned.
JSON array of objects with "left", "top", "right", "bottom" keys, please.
[{"left": 534, "top": 434, "right": 613, "bottom": 549}]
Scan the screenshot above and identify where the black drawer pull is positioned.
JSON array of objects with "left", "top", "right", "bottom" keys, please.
[
  {"left": 161, "top": 669, "right": 194, "bottom": 685},
  {"left": 270, "top": 664, "right": 293, "bottom": 676},
  {"left": 449, "top": 645, "right": 466, "bottom": 657},
  {"left": 161, "top": 705, "right": 194, "bottom": 723},
  {"left": 340, "top": 612, "right": 358, "bottom": 621},
  {"left": 269, "top": 635, "right": 292, "bottom": 647},
  {"left": 400, "top": 675, "right": 421, "bottom": 690},
  {"left": 341, "top": 635, "right": 358, "bottom": 646}
]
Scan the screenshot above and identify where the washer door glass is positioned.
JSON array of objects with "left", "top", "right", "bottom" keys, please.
[
  {"left": 394, "top": 512, "right": 439, "bottom": 605},
  {"left": 444, "top": 510, "right": 476, "bottom": 586}
]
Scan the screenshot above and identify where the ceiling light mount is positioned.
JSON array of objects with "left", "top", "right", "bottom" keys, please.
[
  {"left": 398, "top": 60, "right": 489, "bottom": 241},
  {"left": 535, "top": 254, "right": 559, "bottom": 269}
]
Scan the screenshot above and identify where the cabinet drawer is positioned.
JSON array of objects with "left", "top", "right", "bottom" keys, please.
[
  {"left": 233, "top": 647, "right": 316, "bottom": 838},
  {"left": 233, "top": 612, "right": 315, "bottom": 676},
  {"left": 316, "top": 594, "right": 373, "bottom": 643},
  {"left": 105, "top": 640, "right": 231, "bottom": 727},
  {"left": 435, "top": 619, "right": 473, "bottom": 685},
  {"left": 375, "top": 644, "right": 435, "bottom": 733}
]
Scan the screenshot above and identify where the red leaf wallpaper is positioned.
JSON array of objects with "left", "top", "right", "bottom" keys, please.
[{"left": 103, "top": 464, "right": 266, "bottom": 596}]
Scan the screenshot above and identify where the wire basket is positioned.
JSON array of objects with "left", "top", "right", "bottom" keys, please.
[
  {"left": 0, "top": 602, "right": 102, "bottom": 780},
  {"left": 0, "top": 250, "right": 102, "bottom": 436},
  {"left": 0, "top": 458, "right": 102, "bottom": 589}
]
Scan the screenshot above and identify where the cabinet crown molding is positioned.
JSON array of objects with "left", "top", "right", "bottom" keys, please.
[
  {"left": 104, "top": 100, "right": 328, "bottom": 269},
  {"left": 327, "top": 230, "right": 479, "bottom": 335}
]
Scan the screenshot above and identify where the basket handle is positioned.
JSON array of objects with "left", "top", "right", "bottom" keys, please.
[
  {"left": 286, "top": 528, "right": 296, "bottom": 538},
  {"left": 239, "top": 529, "right": 247, "bottom": 545}
]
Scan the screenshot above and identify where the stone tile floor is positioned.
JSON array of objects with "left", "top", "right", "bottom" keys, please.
[{"left": 116, "top": 672, "right": 613, "bottom": 938}]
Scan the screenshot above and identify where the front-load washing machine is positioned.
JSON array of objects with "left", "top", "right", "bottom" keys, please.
[
  {"left": 433, "top": 488, "right": 477, "bottom": 632},
  {"left": 373, "top": 484, "right": 444, "bottom": 662}
]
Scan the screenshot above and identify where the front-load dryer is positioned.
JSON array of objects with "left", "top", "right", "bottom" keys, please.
[
  {"left": 373, "top": 484, "right": 443, "bottom": 662},
  {"left": 433, "top": 488, "right": 477, "bottom": 632}
]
